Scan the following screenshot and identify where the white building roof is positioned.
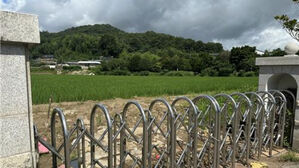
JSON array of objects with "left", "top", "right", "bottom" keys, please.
[{"left": 78, "top": 61, "right": 101, "bottom": 65}]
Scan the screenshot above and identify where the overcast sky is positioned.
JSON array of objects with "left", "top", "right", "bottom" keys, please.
[{"left": 1, "top": 0, "right": 298, "bottom": 50}]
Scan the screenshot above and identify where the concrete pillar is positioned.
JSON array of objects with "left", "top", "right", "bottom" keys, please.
[
  {"left": 256, "top": 57, "right": 299, "bottom": 151},
  {"left": 0, "top": 11, "right": 40, "bottom": 167}
]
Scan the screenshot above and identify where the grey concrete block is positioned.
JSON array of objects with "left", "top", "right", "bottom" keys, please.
[
  {"left": 256, "top": 57, "right": 299, "bottom": 66},
  {"left": 0, "top": 114, "right": 31, "bottom": 157},
  {"left": 258, "top": 85, "right": 266, "bottom": 91},
  {"left": 259, "top": 66, "right": 273, "bottom": 74},
  {"left": 0, "top": 11, "right": 40, "bottom": 44},
  {"left": 0, "top": 43, "right": 29, "bottom": 117},
  {"left": 289, "top": 66, "right": 299, "bottom": 75},
  {"left": 295, "top": 108, "right": 299, "bottom": 121},
  {"left": 293, "top": 125, "right": 299, "bottom": 151},
  {"left": 258, "top": 75, "right": 269, "bottom": 85},
  {"left": 283, "top": 66, "right": 292, "bottom": 74},
  {"left": 0, "top": 152, "right": 33, "bottom": 168}
]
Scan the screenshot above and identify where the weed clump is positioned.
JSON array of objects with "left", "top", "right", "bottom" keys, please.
[{"left": 279, "top": 151, "right": 299, "bottom": 162}]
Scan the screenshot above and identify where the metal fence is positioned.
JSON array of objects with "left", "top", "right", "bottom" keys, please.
[{"left": 34, "top": 90, "right": 295, "bottom": 168}]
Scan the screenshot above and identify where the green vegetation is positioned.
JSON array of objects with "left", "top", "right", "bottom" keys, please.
[
  {"left": 31, "top": 24, "right": 223, "bottom": 61},
  {"left": 30, "top": 67, "right": 56, "bottom": 74},
  {"left": 279, "top": 151, "right": 299, "bottom": 162},
  {"left": 62, "top": 65, "right": 82, "bottom": 71},
  {"left": 31, "top": 74, "right": 258, "bottom": 104},
  {"left": 31, "top": 24, "right": 279, "bottom": 77}
]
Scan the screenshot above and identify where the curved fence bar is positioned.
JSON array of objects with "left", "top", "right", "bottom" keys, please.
[
  {"left": 148, "top": 98, "right": 175, "bottom": 168},
  {"left": 171, "top": 96, "right": 198, "bottom": 167},
  {"left": 192, "top": 95, "right": 221, "bottom": 168},
  {"left": 50, "top": 108, "right": 70, "bottom": 168},
  {"left": 33, "top": 91, "right": 295, "bottom": 168},
  {"left": 256, "top": 91, "right": 276, "bottom": 156},
  {"left": 89, "top": 104, "right": 113, "bottom": 168},
  {"left": 214, "top": 93, "right": 238, "bottom": 168},
  {"left": 120, "top": 101, "right": 148, "bottom": 168},
  {"left": 231, "top": 92, "right": 252, "bottom": 165},
  {"left": 244, "top": 92, "right": 264, "bottom": 160},
  {"left": 269, "top": 90, "right": 287, "bottom": 148}
]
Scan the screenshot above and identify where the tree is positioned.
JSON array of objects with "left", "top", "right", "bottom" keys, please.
[
  {"left": 270, "top": 48, "right": 286, "bottom": 56},
  {"left": 275, "top": 0, "right": 299, "bottom": 41},
  {"left": 230, "top": 46, "right": 258, "bottom": 72},
  {"left": 98, "top": 35, "right": 123, "bottom": 57},
  {"left": 189, "top": 55, "right": 202, "bottom": 73}
]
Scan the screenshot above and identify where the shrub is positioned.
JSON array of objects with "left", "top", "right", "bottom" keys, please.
[
  {"left": 201, "top": 68, "right": 218, "bottom": 76},
  {"left": 218, "top": 67, "right": 233, "bottom": 76},
  {"left": 30, "top": 66, "right": 55, "bottom": 73},
  {"left": 63, "top": 66, "right": 82, "bottom": 71},
  {"left": 238, "top": 70, "right": 246, "bottom": 77},
  {"left": 90, "top": 66, "right": 102, "bottom": 75},
  {"left": 107, "top": 70, "right": 131, "bottom": 76},
  {"left": 164, "top": 71, "right": 194, "bottom": 76},
  {"left": 159, "top": 69, "right": 169, "bottom": 75},
  {"left": 244, "top": 71, "right": 256, "bottom": 77},
  {"left": 30, "top": 61, "right": 46, "bottom": 67},
  {"left": 133, "top": 71, "right": 150, "bottom": 76}
]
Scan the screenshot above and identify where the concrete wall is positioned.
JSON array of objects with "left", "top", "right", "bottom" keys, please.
[
  {"left": 258, "top": 65, "right": 299, "bottom": 150},
  {"left": 0, "top": 11, "right": 39, "bottom": 167},
  {"left": 0, "top": 43, "right": 35, "bottom": 167}
]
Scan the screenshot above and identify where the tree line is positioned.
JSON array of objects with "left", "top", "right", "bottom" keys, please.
[{"left": 31, "top": 24, "right": 289, "bottom": 76}]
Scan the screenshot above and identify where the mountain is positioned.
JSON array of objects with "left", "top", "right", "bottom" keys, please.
[
  {"left": 59, "top": 24, "right": 125, "bottom": 36},
  {"left": 31, "top": 24, "right": 223, "bottom": 61}
]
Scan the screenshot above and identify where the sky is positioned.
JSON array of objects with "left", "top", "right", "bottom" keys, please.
[{"left": 1, "top": 0, "right": 298, "bottom": 51}]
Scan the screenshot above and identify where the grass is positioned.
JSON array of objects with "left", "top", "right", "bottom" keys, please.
[
  {"left": 31, "top": 74, "right": 258, "bottom": 104},
  {"left": 279, "top": 151, "right": 299, "bottom": 162}
]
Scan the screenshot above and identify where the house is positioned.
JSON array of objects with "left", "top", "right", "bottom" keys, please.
[
  {"left": 255, "top": 49, "right": 264, "bottom": 55},
  {"left": 77, "top": 60, "right": 101, "bottom": 69},
  {"left": 48, "top": 65, "right": 56, "bottom": 69}
]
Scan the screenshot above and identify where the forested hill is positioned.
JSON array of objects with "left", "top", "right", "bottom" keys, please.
[{"left": 31, "top": 24, "right": 224, "bottom": 61}]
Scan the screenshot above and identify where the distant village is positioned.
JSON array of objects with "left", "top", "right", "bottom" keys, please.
[
  {"left": 32, "top": 54, "right": 102, "bottom": 70},
  {"left": 34, "top": 49, "right": 266, "bottom": 71}
]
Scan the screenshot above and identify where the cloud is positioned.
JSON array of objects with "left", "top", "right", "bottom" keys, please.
[
  {"left": 214, "top": 25, "right": 298, "bottom": 50},
  {"left": 1, "top": 0, "right": 298, "bottom": 50},
  {"left": 1, "top": 0, "right": 25, "bottom": 11}
]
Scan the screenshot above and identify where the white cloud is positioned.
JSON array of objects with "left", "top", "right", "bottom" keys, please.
[
  {"left": 1, "top": 0, "right": 298, "bottom": 50},
  {"left": 1, "top": 0, "right": 26, "bottom": 11},
  {"left": 215, "top": 26, "right": 298, "bottom": 51}
]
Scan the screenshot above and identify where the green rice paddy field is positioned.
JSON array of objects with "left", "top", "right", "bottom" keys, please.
[{"left": 31, "top": 74, "right": 258, "bottom": 104}]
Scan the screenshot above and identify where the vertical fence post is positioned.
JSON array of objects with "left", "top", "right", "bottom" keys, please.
[
  {"left": 232, "top": 102, "right": 239, "bottom": 168},
  {"left": 170, "top": 108, "right": 176, "bottom": 168},
  {"left": 214, "top": 107, "right": 220, "bottom": 168},
  {"left": 246, "top": 105, "right": 252, "bottom": 165},
  {"left": 142, "top": 110, "right": 148, "bottom": 168},
  {"left": 77, "top": 121, "right": 81, "bottom": 168},
  {"left": 147, "top": 110, "right": 152, "bottom": 168},
  {"left": 120, "top": 115, "right": 126, "bottom": 168},
  {"left": 192, "top": 106, "right": 198, "bottom": 168},
  {"left": 81, "top": 126, "right": 86, "bottom": 168},
  {"left": 258, "top": 101, "right": 265, "bottom": 160},
  {"left": 269, "top": 102, "right": 276, "bottom": 157}
]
